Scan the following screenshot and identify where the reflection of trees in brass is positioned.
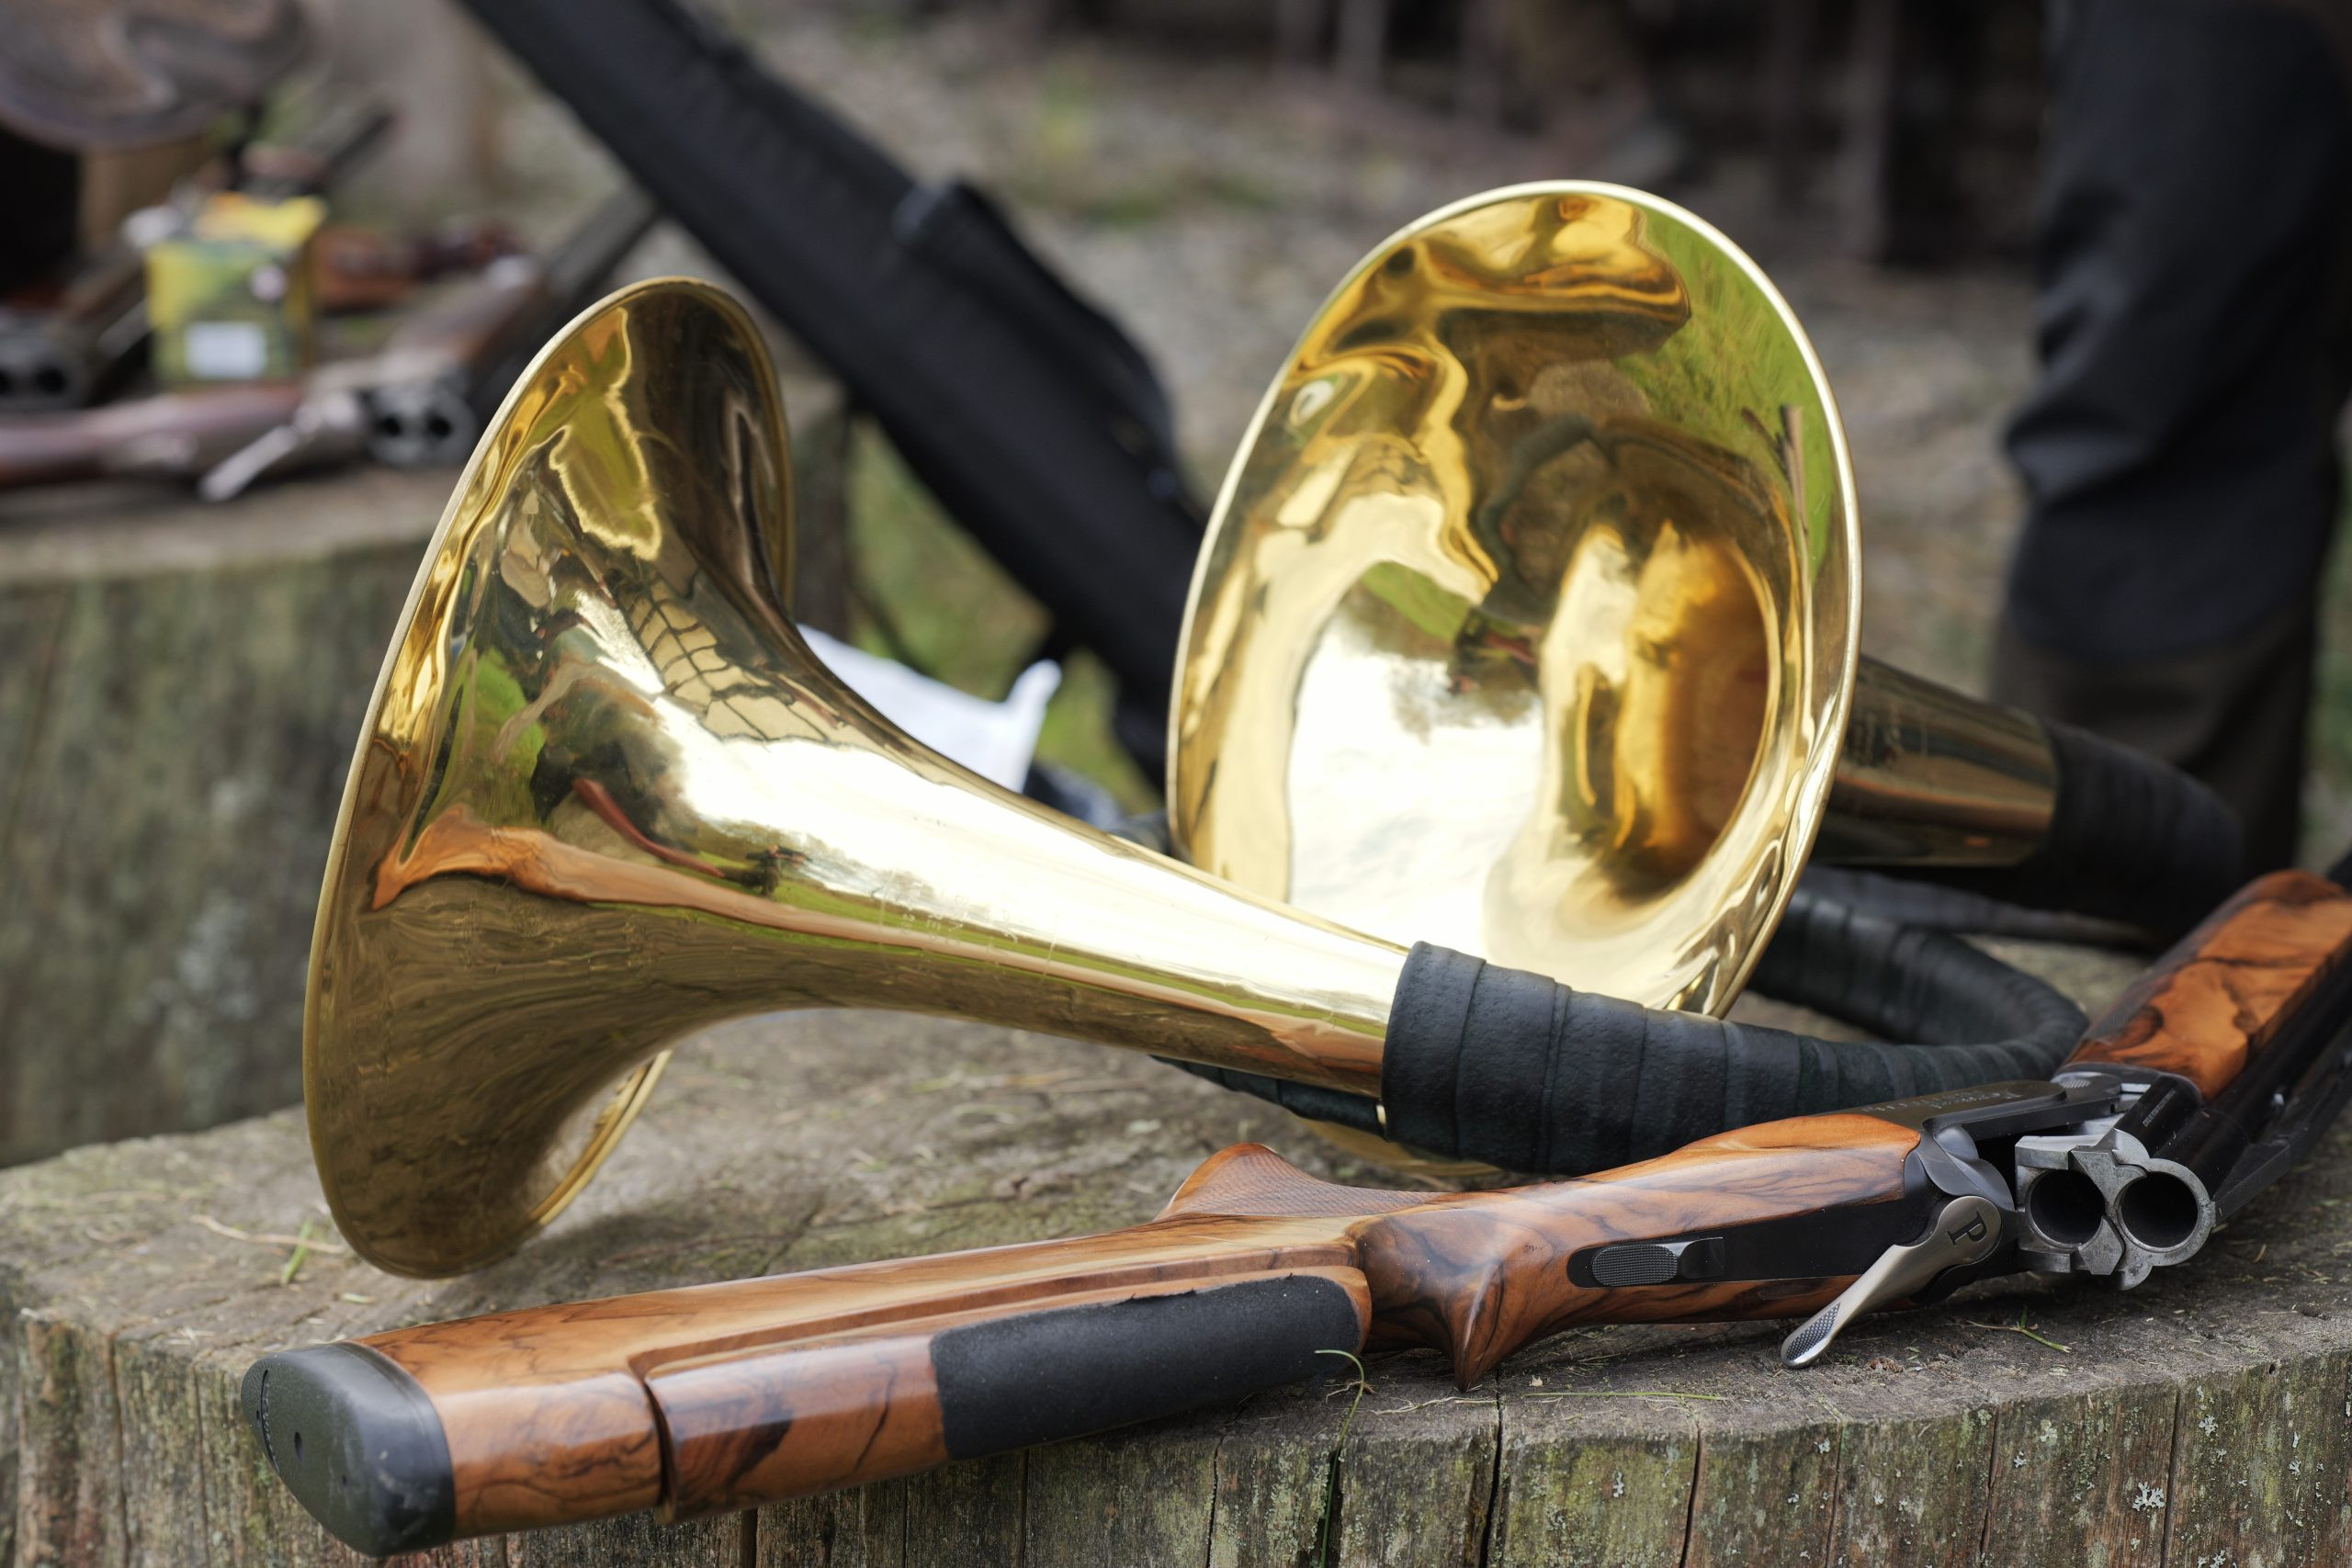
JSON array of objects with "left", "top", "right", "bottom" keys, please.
[
  {"left": 1559, "top": 432, "right": 1785, "bottom": 898},
  {"left": 1338, "top": 564, "right": 1538, "bottom": 740},
  {"left": 1287, "top": 191, "right": 1697, "bottom": 596},
  {"left": 1156, "top": 186, "right": 1849, "bottom": 1034},
  {"left": 1464, "top": 360, "right": 1651, "bottom": 630},
  {"left": 1334, "top": 347, "right": 1782, "bottom": 905},
  {"left": 469, "top": 280, "right": 808, "bottom": 846},
  {"left": 1583, "top": 519, "right": 1773, "bottom": 892},
  {"left": 1183, "top": 188, "right": 1818, "bottom": 963},
  {"left": 1614, "top": 218, "right": 1844, "bottom": 579},
  {"left": 1211, "top": 197, "right": 1704, "bottom": 804}
]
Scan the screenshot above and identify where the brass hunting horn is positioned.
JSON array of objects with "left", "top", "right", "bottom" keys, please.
[
  {"left": 307, "top": 188, "right": 2226, "bottom": 1279},
  {"left": 1169, "top": 184, "right": 2237, "bottom": 1006}
]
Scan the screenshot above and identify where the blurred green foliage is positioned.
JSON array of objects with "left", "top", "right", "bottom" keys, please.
[
  {"left": 842, "top": 431, "right": 1159, "bottom": 812},
  {"left": 996, "top": 59, "right": 1280, "bottom": 227}
]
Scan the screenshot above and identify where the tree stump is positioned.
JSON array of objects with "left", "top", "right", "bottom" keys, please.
[
  {"left": 0, "top": 373, "right": 845, "bottom": 1169},
  {"left": 9, "top": 939, "right": 2352, "bottom": 1565}
]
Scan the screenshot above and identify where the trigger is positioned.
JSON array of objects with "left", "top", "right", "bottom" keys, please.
[{"left": 1781, "top": 1194, "right": 2005, "bottom": 1368}]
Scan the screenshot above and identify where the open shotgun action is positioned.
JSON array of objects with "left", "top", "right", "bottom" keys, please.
[{"left": 246, "top": 869, "right": 2352, "bottom": 1554}]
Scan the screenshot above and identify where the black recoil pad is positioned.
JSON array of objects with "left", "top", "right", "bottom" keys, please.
[
  {"left": 241, "top": 1343, "right": 457, "bottom": 1556},
  {"left": 1911, "top": 719, "right": 2244, "bottom": 941}
]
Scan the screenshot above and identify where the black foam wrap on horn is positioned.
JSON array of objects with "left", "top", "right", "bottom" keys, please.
[
  {"left": 1906, "top": 720, "right": 2244, "bottom": 942},
  {"left": 1169, "top": 891, "right": 2085, "bottom": 1174}
]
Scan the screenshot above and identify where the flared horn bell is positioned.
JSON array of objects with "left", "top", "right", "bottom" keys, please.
[
  {"left": 1171, "top": 183, "right": 2056, "bottom": 1016},
  {"left": 307, "top": 279, "right": 1410, "bottom": 1278}
]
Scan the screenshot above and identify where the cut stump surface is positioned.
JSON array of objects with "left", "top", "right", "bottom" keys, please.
[{"left": 8, "top": 940, "right": 2352, "bottom": 1564}]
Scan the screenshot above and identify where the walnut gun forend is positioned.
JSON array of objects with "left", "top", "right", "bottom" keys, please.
[{"left": 2013, "top": 869, "right": 2352, "bottom": 1285}]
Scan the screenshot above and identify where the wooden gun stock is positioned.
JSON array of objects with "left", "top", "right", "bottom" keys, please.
[
  {"left": 245, "top": 1115, "right": 1923, "bottom": 1553},
  {"left": 2063, "top": 869, "right": 2352, "bottom": 1095},
  {"left": 0, "top": 381, "right": 304, "bottom": 492}
]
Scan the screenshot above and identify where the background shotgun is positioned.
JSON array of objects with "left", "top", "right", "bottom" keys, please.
[
  {"left": 0, "top": 96, "right": 398, "bottom": 415},
  {"left": 0, "top": 186, "right": 656, "bottom": 496},
  {"left": 243, "top": 868, "right": 2352, "bottom": 1555}
]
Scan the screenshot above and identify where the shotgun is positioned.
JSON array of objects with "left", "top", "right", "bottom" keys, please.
[
  {"left": 243, "top": 867, "right": 2352, "bottom": 1553},
  {"left": 0, "top": 186, "right": 657, "bottom": 497}
]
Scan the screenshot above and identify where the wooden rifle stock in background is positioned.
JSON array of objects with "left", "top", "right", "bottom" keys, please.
[{"left": 243, "top": 871, "right": 2352, "bottom": 1555}]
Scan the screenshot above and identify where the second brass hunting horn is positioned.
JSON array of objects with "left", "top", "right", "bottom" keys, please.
[
  {"left": 1170, "top": 185, "right": 2238, "bottom": 1003},
  {"left": 305, "top": 187, "right": 2228, "bottom": 1278}
]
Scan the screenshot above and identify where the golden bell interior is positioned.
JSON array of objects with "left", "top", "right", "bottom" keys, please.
[{"left": 1170, "top": 183, "right": 1860, "bottom": 1016}]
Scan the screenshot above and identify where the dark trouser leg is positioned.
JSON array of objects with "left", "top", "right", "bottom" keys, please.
[
  {"left": 1994, "top": 596, "right": 2316, "bottom": 871},
  {"left": 1994, "top": 0, "right": 2352, "bottom": 869}
]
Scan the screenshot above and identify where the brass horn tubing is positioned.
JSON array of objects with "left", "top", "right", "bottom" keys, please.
[
  {"left": 365, "top": 724, "right": 1407, "bottom": 1094},
  {"left": 1814, "top": 658, "right": 2057, "bottom": 866}
]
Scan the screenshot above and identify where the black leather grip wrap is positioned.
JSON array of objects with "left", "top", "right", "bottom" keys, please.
[
  {"left": 1909, "top": 719, "right": 2243, "bottom": 942},
  {"left": 1380, "top": 931, "right": 2075, "bottom": 1170},
  {"left": 1169, "top": 890, "right": 2084, "bottom": 1174},
  {"left": 933, "top": 1276, "right": 1362, "bottom": 1461}
]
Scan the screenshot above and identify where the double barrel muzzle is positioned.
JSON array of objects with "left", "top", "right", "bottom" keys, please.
[{"left": 2015, "top": 1130, "right": 2213, "bottom": 1288}]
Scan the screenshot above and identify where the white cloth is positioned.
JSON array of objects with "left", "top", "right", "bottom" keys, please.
[{"left": 799, "top": 626, "right": 1060, "bottom": 792}]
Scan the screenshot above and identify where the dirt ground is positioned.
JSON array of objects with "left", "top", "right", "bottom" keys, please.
[{"left": 464, "top": 0, "right": 2352, "bottom": 853}]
